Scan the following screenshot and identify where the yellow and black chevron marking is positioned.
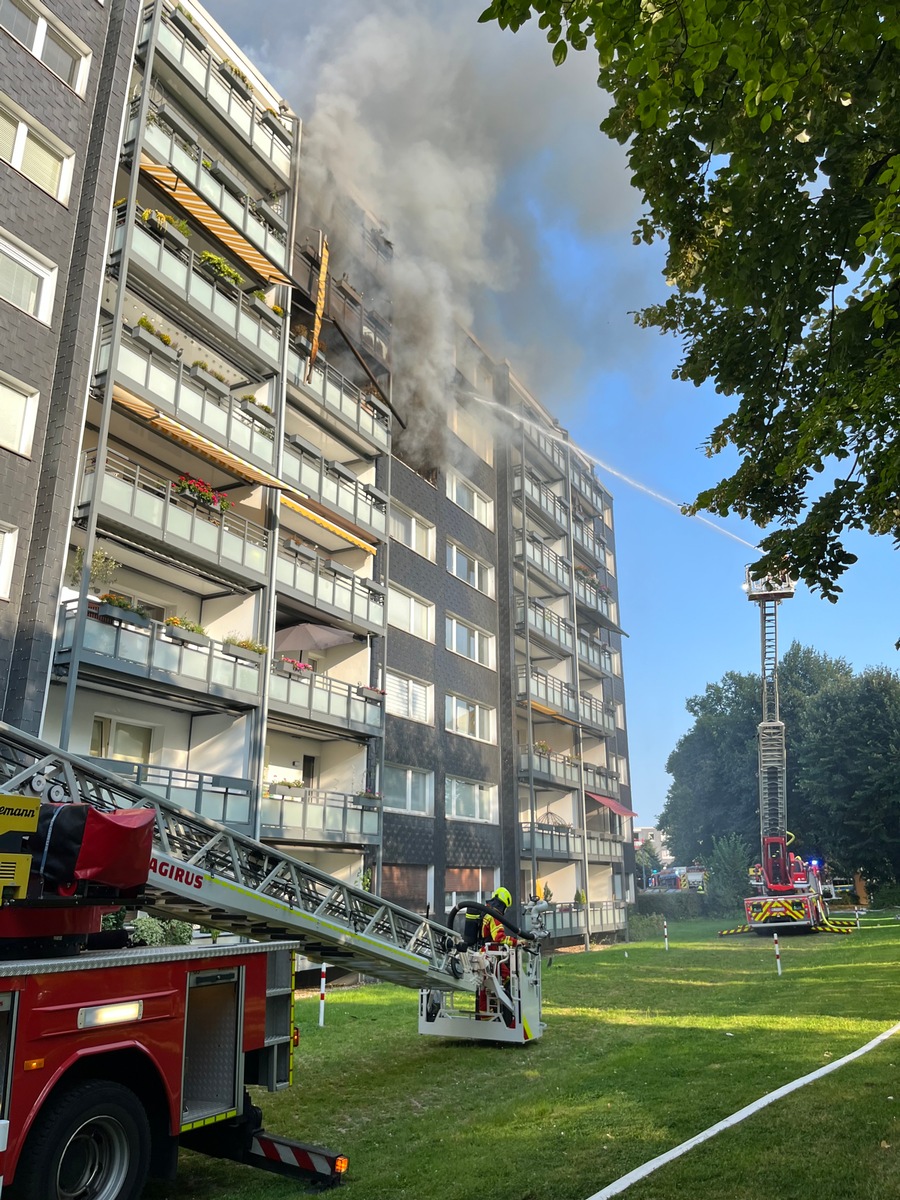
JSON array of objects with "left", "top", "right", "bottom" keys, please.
[
  {"left": 718, "top": 925, "right": 751, "bottom": 937},
  {"left": 748, "top": 898, "right": 809, "bottom": 923},
  {"left": 821, "top": 920, "right": 853, "bottom": 935}
]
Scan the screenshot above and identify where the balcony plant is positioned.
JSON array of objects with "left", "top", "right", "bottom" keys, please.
[
  {"left": 533, "top": 740, "right": 551, "bottom": 756},
  {"left": 174, "top": 474, "right": 233, "bottom": 512},
  {"left": 196, "top": 251, "right": 244, "bottom": 289},
  {"left": 250, "top": 289, "right": 283, "bottom": 324},
  {"left": 163, "top": 615, "right": 209, "bottom": 647},
  {"left": 355, "top": 791, "right": 382, "bottom": 807},
  {"left": 239, "top": 394, "right": 276, "bottom": 429},
  {"left": 357, "top": 684, "right": 386, "bottom": 700},
  {"left": 276, "top": 656, "right": 313, "bottom": 677},
  {"left": 132, "top": 315, "right": 179, "bottom": 358},
  {"left": 68, "top": 547, "right": 120, "bottom": 591},
  {"left": 188, "top": 359, "right": 229, "bottom": 393},
  {"left": 140, "top": 208, "right": 191, "bottom": 249},
  {"left": 219, "top": 58, "right": 252, "bottom": 98},
  {"left": 97, "top": 593, "right": 150, "bottom": 627},
  {"left": 223, "top": 635, "right": 267, "bottom": 662}
]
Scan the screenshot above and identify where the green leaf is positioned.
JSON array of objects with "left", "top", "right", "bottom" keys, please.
[{"left": 552, "top": 39, "right": 568, "bottom": 66}]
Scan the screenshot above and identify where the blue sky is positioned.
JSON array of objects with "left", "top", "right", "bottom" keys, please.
[{"left": 204, "top": 0, "right": 899, "bottom": 825}]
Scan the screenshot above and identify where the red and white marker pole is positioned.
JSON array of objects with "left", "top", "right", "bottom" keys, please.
[
  {"left": 318, "top": 963, "right": 328, "bottom": 1026},
  {"left": 664, "top": 919, "right": 669, "bottom": 951},
  {"left": 773, "top": 932, "right": 782, "bottom": 976}
]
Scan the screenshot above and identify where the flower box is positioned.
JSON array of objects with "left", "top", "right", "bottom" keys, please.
[
  {"left": 218, "top": 62, "right": 251, "bottom": 102},
  {"left": 209, "top": 157, "right": 244, "bottom": 197},
  {"left": 163, "top": 626, "right": 210, "bottom": 648},
  {"left": 239, "top": 399, "right": 275, "bottom": 428},
  {"left": 160, "top": 221, "right": 189, "bottom": 251},
  {"left": 257, "top": 198, "right": 288, "bottom": 231},
  {"left": 286, "top": 539, "right": 318, "bottom": 562},
  {"left": 155, "top": 103, "right": 199, "bottom": 145},
  {"left": 223, "top": 643, "right": 264, "bottom": 663},
  {"left": 250, "top": 296, "right": 281, "bottom": 325},
  {"left": 275, "top": 661, "right": 310, "bottom": 678},
  {"left": 355, "top": 795, "right": 381, "bottom": 809},
  {"left": 189, "top": 365, "right": 229, "bottom": 394},
  {"left": 357, "top": 686, "right": 384, "bottom": 701},
  {"left": 170, "top": 8, "right": 207, "bottom": 51},
  {"left": 98, "top": 602, "right": 151, "bottom": 628},
  {"left": 129, "top": 324, "right": 178, "bottom": 361}
]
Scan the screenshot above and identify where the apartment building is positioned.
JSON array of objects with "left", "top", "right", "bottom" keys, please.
[{"left": 0, "top": 0, "right": 633, "bottom": 938}]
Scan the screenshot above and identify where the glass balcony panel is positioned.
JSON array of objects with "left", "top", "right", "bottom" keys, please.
[
  {"left": 157, "top": 22, "right": 181, "bottom": 58},
  {"left": 182, "top": 41, "right": 207, "bottom": 88},
  {"left": 210, "top": 656, "right": 232, "bottom": 688},
  {"left": 161, "top": 253, "right": 188, "bottom": 290},
  {"left": 134, "top": 488, "right": 165, "bottom": 527},
  {"left": 84, "top": 620, "right": 117, "bottom": 656},
  {"left": 132, "top": 225, "right": 158, "bottom": 263},
  {"left": 118, "top": 628, "right": 151, "bottom": 664},
  {"left": 259, "top": 327, "right": 279, "bottom": 360},
  {"left": 118, "top": 342, "right": 145, "bottom": 383},
  {"left": 192, "top": 274, "right": 214, "bottom": 308},
  {"left": 192, "top": 516, "right": 219, "bottom": 554},
  {"left": 231, "top": 420, "right": 251, "bottom": 453},
  {"left": 245, "top": 539, "right": 266, "bottom": 576},
  {"left": 213, "top": 289, "right": 237, "bottom": 324},
  {"left": 150, "top": 360, "right": 178, "bottom": 404},
  {"left": 155, "top": 638, "right": 181, "bottom": 673},
  {"left": 208, "top": 72, "right": 230, "bottom": 111},
  {"left": 324, "top": 806, "right": 344, "bottom": 832},
  {"left": 199, "top": 793, "right": 225, "bottom": 823},
  {"left": 178, "top": 644, "right": 209, "bottom": 681}
]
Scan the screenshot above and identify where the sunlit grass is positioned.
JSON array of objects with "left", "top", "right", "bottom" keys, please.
[{"left": 144, "top": 920, "right": 900, "bottom": 1200}]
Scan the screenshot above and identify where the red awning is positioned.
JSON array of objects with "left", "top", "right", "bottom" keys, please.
[{"left": 585, "top": 791, "right": 637, "bottom": 819}]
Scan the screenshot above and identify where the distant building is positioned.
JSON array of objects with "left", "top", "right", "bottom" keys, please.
[{"left": 634, "top": 826, "right": 673, "bottom": 866}]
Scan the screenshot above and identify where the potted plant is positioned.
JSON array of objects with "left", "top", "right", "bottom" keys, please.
[
  {"left": 68, "top": 547, "right": 121, "bottom": 591},
  {"left": 275, "top": 656, "right": 313, "bottom": 678},
  {"left": 249, "top": 289, "right": 281, "bottom": 324},
  {"left": 97, "top": 593, "right": 151, "bottom": 628},
  {"left": 218, "top": 58, "right": 253, "bottom": 100},
  {"left": 239, "top": 394, "right": 276, "bottom": 428},
  {"left": 163, "top": 615, "right": 210, "bottom": 647},
  {"left": 188, "top": 359, "right": 229, "bottom": 394},
  {"left": 140, "top": 208, "right": 191, "bottom": 250},
  {"left": 357, "top": 684, "right": 386, "bottom": 701},
  {"left": 355, "top": 790, "right": 382, "bottom": 807},
  {"left": 170, "top": 4, "right": 207, "bottom": 50},
  {"left": 533, "top": 740, "right": 551, "bottom": 757},
  {"left": 174, "top": 474, "right": 233, "bottom": 511},
  {"left": 266, "top": 778, "right": 304, "bottom": 798},
  {"left": 223, "top": 635, "right": 267, "bottom": 662},
  {"left": 195, "top": 251, "right": 244, "bottom": 289},
  {"left": 130, "top": 315, "right": 179, "bottom": 360}
]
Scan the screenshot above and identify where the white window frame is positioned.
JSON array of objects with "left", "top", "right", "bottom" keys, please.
[
  {"left": 389, "top": 502, "right": 435, "bottom": 561},
  {"left": 89, "top": 715, "right": 155, "bottom": 763},
  {"left": 0, "top": 522, "right": 18, "bottom": 600},
  {"left": 446, "top": 540, "right": 494, "bottom": 598},
  {"left": 444, "top": 692, "right": 496, "bottom": 744},
  {"left": 0, "top": 94, "right": 74, "bottom": 202},
  {"left": 0, "top": 372, "right": 38, "bottom": 456},
  {"left": 0, "top": 0, "right": 91, "bottom": 94},
  {"left": 382, "top": 764, "right": 434, "bottom": 816},
  {"left": 445, "top": 776, "right": 499, "bottom": 824},
  {"left": 385, "top": 669, "right": 433, "bottom": 724},
  {"left": 0, "top": 228, "right": 56, "bottom": 323},
  {"left": 445, "top": 613, "right": 495, "bottom": 670},
  {"left": 446, "top": 469, "right": 493, "bottom": 529},
  {"left": 387, "top": 584, "right": 434, "bottom": 642}
]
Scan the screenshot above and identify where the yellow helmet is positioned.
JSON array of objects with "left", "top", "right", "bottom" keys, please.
[{"left": 493, "top": 886, "right": 512, "bottom": 908}]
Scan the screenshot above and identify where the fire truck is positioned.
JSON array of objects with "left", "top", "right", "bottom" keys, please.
[{"left": 0, "top": 722, "right": 547, "bottom": 1198}]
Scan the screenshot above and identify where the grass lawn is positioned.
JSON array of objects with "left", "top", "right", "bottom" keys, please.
[{"left": 145, "top": 917, "right": 900, "bottom": 1200}]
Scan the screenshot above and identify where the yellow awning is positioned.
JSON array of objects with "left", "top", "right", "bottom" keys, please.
[
  {"left": 140, "top": 156, "right": 292, "bottom": 286},
  {"left": 112, "top": 385, "right": 289, "bottom": 488},
  {"left": 280, "top": 496, "right": 376, "bottom": 556}
]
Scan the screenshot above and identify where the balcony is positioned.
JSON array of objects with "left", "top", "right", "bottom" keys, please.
[
  {"left": 516, "top": 666, "right": 578, "bottom": 722},
  {"left": 151, "top": 9, "right": 293, "bottom": 181},
  {"left": 574, "top": 572, "right": 618, "bottom": 630},
  {"left": 276, "top": 545, "right": 386, "bottom": 636},
  {"left": 523, "top": 901, "right": 626, "bottom": 940},
  {"left": 515, "top": 599, "right": 574, "bottom": 657},
  {"left": 260, "top": 788, "right": 380, "bottom": 845},
  {"left": 56, "top": 602, "right": 263, "bottom": 705},
  {"left": 578, "top": 632, "right": 613, "bottom": 678},
  {"left": 570, "top": 464, "right": 610, "bottom": 516},
  {"left": 95, "top": 759, "right": 253, "bottom": 834},
  {"left": 79, "top": 449, "right": 269, "bottom": 584},
  {"left": 268, "top": 667, "right": 384, "bottom": 737},
  {"left": 573, "top": 519, "right": 607, "bottom": 568},
  {"left": 281, "top": 436, "right": 387, "bottom": 540},
  {"left": 514, "top": 472, "right": 568, "bottom": 534},
  {"left": 523, "top": 422, "right": 568, "bottom": 478},
  {"left": 520, "top": 822, "right": 623, "bottom": 863},
  {"left": 116, "top": 218, "right": 282, "bottom": 367},
  {"left": 103, "top": 328, "right": 276, "bottom": 472},
  {"left": 517, "top": 748, "right": 580, "bottom": 791},
  {"left": 143, "top": 117, "right": 288, "bottom": 270},
  {"left": 286, "top": 344, "right": 390, "bottom": 454},
  {"left": 583, "top": 762, "right": 620, "bottom": 798},
  {"left": 579, "top": 692, "right": 616, "bottom": 736},
  {"left": 515, "top": 534, "right": 571, "bottom": 595}
]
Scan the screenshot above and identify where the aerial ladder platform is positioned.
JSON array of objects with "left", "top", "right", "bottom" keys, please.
[{"left": 0, "top": 721, "right": 546, "bottom": 1040}]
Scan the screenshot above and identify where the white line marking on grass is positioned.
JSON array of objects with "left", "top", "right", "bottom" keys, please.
[{"left": 586, "top": 1019, "right": 900, "bottom": 1199}]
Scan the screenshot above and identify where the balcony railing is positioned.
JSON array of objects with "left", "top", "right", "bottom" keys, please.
[
  {"left": 94, "top": 758, "right": 253, "bottom": 832},
  {"left": 515, "top": 472, "right": 568, "bottom": 532},
  {"left": 80, "top": 448, "right": 269, "bottom": 583},
  {"left": 520, "top": 822, "right": 623, "bottom": 862},
  {"left": 260, "top": 788, "right": 380, "bottom": 844},
  {"left": 515, "top": 534, "right": 571, "bottom": 593},
  {"left": 583, "top": 762, "right": 620, "bottom": 798},
  {"left": 574, "top": 573, "right": 615, "bottom": 625},
  {"left": 143, "top": 118, "right": 288, "bottom": 268},
  {"left": 286, "top": 344, "right": 390, "bottom": 451},
  {"left": 516, "top": 666, "right": 578, "bottom": 721},
  {"left": 570, "top": 464, "right": 610, "bottom": 515},
  {"left": 102, "top": 329, "right": 276, "bottom": 471},
  {"left": 276, "top": 547, "right": 386, "bottom": 635},
  {"left": 57, "top": 601, "right": 263, "bottom": 702},
  {"left": 517, "top": 748, "right": 580, "bottom": 790},
  {"left": 578, "top": 632, "right": 614, "bottom": 677},
  {"left": 281, "top": 438, "right": 387, "bottom": 538},
  {"left": 515, "top": 599, "right": 574, "bottom": 655},
  {"left": 523, "top": 901, "right": 626, "bottom": 940},
  {"left": 579, "top": 692, "right": 616, "bottom": 736},
  {"left": 573, "top": 519, "right": 607, "bottom": 567},
  {"left": 523, "top": 422, "right": 568, "bottom": 476},
  {"left": 152, "top": 10, "right": 293, "bottom": 178},
  {"left": 117, "top": 218, "right": 282, "bottom": 365},
  {"left": 268, "top": 667, "right": 384, "bottom": 735}
]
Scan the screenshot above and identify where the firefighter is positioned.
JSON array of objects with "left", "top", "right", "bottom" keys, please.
[{"left": 482, "top": 886, "right": 514, "bottom": 944}]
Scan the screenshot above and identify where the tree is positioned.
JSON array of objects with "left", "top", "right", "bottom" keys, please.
[
  {"left": 705, "top": 833, "right": 753, "bottom": 918},
  {"left": 480, "top": 1, "right": 900, "bottom": 599},
  {"left": 635, "top": 838, "right": 662, "bottom": 886}
]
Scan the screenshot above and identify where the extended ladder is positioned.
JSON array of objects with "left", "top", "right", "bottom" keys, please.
[{"left": 0, "top": 722, "right": 475, "bottom": 993}]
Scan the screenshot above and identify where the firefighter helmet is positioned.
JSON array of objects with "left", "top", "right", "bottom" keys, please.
[{"left": 492, "top": 886, "right": 512, "bottom": 908}]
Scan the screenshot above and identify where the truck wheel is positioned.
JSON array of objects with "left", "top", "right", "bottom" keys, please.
[{"left": 10, "top": 1079, "right": 151, "bottom": 1200}]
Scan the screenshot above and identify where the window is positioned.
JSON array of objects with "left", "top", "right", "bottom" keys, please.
[
  {"left": 446, "top": 541, "right": 494, "bottom": 597},
  {"left": 446, "top": 469, "right": 493, "bottom": 528},
  {"left": 387, "top": 585, "right": 434, "bottom": 641},
  {"left": 390, "top": 503, "right": 435, "bottom": 560},
  {"left": 0, "top": 374, "right": 37, "bottom": 456},
  {"left": 445, "top": 614, "right": 494, "bottom": 669},
  {"left": 0, "top": 230, "right": 56, "bottom": 322},
  {"left": 385, "top": 670, "right": 433, "bottom": 723},
  {"left": 444, "top": 865, "right": 496, "bottom": 909},
  {"left": 0, "top": 0, "right": 88, "bottom": 92},
  {"left": 446, "top": 778, "right": 498, "bottom": 823},
  {"left": 383, "top": 765, "right": 434, "bottom": 815},
  {"left": 448, "top": 405, "right": 493, "bottom": 465},
  {"left": 0, "top": 522, "right": 17, "bottom": 600},
  {"left": 89, "top": 718, "right": 153, "bottom": 763},
  {"left": 445, "top": 693, "right": 495, "bottom": 743},
  {"left": 0, "top": 98, "right": 73, "bottom": 201}
]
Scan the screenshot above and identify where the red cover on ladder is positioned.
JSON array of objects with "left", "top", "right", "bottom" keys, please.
[{"left": 31, "top": 803, "right": 155, "bottom": 890}]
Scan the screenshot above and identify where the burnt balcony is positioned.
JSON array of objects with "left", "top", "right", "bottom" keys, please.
[
  {"left": 100, "top": 326, "right": 276, "bottom": 473},
  {"left": 281, "top": 435, "right": 387, "bottom": 540},
  {"left": 268, "top": 665, "right": 384, "bottom": 737},
  {"left": 579, "top": 692, "right": 616, "bottom": 737},
  {"left": 515, "top": 598, "right": 574, "bottom": 657},
  {"left": 515, "top": 534, "right": 571, "bottom": 595},
  {"left": 260, "top": 787, "right": 380, "bottom": 845},
  {"left": 516, "top": 666, "right": 578, "bottom": 722},
  {"left": 78, "top": 448, "right": 269, "bottom": 584},
  {"left": 517, "top": 747, "right": 580, "bottom": 791},
  {"left": 95, "top": 758, "right": 254, "bottom": 834},
  {"left": 514, "top": 471, "right": 568, "bottom": 535},
  {"left": 286, "top": 343, "right": 390, "bottom": 454},
  {"left": 56, "top": 602, "right": 264, "bottom": 706},
  {"left": 570, "top": 463, "right": 610, "bottom": 516},
  {"left": 276, "top": 544, "right": 386, "bottom": 636},
  {"left": 150, "top": 8, "right": 293, "bottom": 182}
]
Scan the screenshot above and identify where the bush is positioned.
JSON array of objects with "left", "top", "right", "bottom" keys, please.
[
  {"left": 130, "top": 916, "right": 194, "bottom": 947},
  {"left": 635, "top": 890, "right": 706, "bottom": 919},
  {"left": 627, "top": 911, "right": 666, "bottom": 940}
]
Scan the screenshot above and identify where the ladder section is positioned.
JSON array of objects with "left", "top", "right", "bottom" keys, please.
[{"left": 0, "top": 722, "right": 475, "bottom": 993}]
